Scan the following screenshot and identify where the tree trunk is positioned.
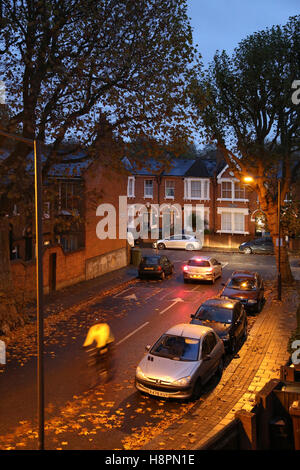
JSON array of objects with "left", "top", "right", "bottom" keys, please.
[
  {"left": 0, "top": 219, "right": 24, "bottom": 335},
  {"left": 267, "top": 210, "right": 294, "bottom": 284}
]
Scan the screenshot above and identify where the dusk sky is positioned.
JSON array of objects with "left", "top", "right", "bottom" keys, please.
[{"left": 187, "top": 0, "right": 299, "bottom": 66}]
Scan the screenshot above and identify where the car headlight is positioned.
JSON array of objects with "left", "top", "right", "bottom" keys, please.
[
  {"left": 172, "top": 376, "right": 191, "bottom": 387},
  {"left": 248, "top": 299, "right": 257, "bottom": 304},
  {"left": 136, "top": 367, "right": 147, "bottom": 380}
]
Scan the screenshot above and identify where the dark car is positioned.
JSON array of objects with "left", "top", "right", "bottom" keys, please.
[
  {"left": 138, "top": 255, "right": 174, "bottom": 280},
  {"left": 220, "top": 271, "right": 265, "bottom": 313},
  {"left": 190, "top": 297, "right": 247, "bottom": 354},
  {"left": 239, "top": 237, "right": 274, "bottom": 254}
]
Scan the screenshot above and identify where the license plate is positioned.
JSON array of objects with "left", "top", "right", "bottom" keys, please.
[
  {"left": 192, "top": 274, "right": 204, "bottom": 278},
  {"left": 147, "top": 389, "right": 170, "bottom": 398}
]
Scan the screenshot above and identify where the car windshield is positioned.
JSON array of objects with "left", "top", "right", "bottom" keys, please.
[
  {"left": 188, "top": 259, "right": 210, "bottom": 267},
  {"left": 195, "top": 305, "right": 233, "bottom": 324},
  {"left": 227, "top": 278, "right": 257, "bottom": 290},
  {"left": 150, "top": 334, "right": 200, "bottom": 361},
  {"left": 141, "top": 257, "right": 159, "bottom": 265}
]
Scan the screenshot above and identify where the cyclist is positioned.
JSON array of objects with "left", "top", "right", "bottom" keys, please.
[{"left": 83, "top": 323, "right": 115, "bottom": 386}]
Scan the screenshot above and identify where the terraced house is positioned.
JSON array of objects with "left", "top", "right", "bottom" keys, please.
[{"left": 125, "top": 149, "right": 265, "bottom": 248}]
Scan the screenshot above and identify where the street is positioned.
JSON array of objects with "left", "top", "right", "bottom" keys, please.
[{"left": 0, "top": 249, "right": 298, "bottom": 449}]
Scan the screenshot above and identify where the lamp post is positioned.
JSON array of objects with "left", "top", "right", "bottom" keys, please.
[
  {"left": 0, "top": 130, "right": 44, "bottom": 449},
  {"left": 243, "top": 174, "right": 282, "bottom": 301}
]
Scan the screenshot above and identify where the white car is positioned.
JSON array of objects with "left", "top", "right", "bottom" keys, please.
[
  {"left": 183, "top": 256, "right": 222, "bottom": 284},
  {"left": 152, "top": 234, "right": 202, "bottom": 251},
  {"left": 135, "top": 323, "right": 224, "bottom": 400}
]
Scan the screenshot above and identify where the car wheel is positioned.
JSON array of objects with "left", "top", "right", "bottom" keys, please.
[
  {"left": 157, "top": 243, "right": 165, "bottom": 250},
  {"left": 192, "top": 378, "right": 202, "bottom": 400},
  {"left": 186, "top": 243, "right": 194, "bottom": 251},
  {"left": 244, "top": 247, "right": 252, "bottom": 254},
  {"left": 183, "top": 277, "right": 189, "bottom": 283}
]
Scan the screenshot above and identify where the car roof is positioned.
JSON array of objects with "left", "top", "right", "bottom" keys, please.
[
  {"left": 165, "top": 323, "right": 213, "bottom": 339},
  {"left": 201, "top": 297, "right": 240, "bottom": 308},
  {"left": 231, "top": 270, "right": 257, "bottom": 278},
  {"left": 189, "top": 255, "right": 211, "bottom": 261}
]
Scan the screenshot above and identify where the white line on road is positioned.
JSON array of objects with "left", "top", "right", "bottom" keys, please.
[
  {"left": 114, "top": 287, "right": 133, "bottom": 298},
  {"left": 116, "top": 322, "right": 149, "bottom": 346}
]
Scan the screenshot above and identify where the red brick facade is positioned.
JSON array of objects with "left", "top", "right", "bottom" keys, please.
[{"left": 126, "top": 162, "right": 262, "bottom": 239}]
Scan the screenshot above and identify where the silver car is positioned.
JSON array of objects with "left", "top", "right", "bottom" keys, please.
[
  {"left": 183, "top": 256, "right": 222, "bottom": 284},
  {"left": 135, "top": 323, "right": 224, "bottom": 400},
  {"left": 152, "top": 234, "right": 202, "bottom": 251}
]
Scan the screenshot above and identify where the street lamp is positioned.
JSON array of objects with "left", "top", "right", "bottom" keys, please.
[
  {"left": 242, "top": 174, "right": 281, "bottom": 301},
  {"left": 0, "top": 129, "right": 45, "bottom": 449}
]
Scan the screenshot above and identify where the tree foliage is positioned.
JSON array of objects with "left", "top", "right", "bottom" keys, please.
[
  {"left": 0, "top": 0, "right": 199, "bottom": 205},
  {"left": 191, "top": 15, "right": 300, "bottom": 281}
]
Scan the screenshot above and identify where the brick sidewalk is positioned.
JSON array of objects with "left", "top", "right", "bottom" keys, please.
[{"left": 142, "top": 283, "right": 299, "bottom": 450}]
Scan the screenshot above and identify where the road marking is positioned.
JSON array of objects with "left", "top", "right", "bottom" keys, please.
[
  {"left": 124, "top": 293, "right": 138, "bottom": 301},
  {"left": 116, "top": 322, "right": 149, "bottom": 346},
  {"left": 159, "top": 297, "right": 184, "bottom": 315}
]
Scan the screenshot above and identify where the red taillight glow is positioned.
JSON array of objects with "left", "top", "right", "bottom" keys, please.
[
  {"left": 157, "top": 266, "right": 162, "bottom": 271},
  {"left": 183, "top": 265, "right": 189, "bottom": 271}
]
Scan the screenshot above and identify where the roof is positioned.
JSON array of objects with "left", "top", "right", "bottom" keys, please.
[
  {"left": 123, "top": 149, "right": 227, "bottom": 178},
  {"left": 231, "top": 271, "right": 257, "bottom": 278},
  {"left": 0, "top": 147, "right": 91, "bottom": 179},
  {"left": 201, "top": 297, "right": 240, "bottom": 308},
  {"left": 166, "top": 323, "right": 213, "bottom": 339}
]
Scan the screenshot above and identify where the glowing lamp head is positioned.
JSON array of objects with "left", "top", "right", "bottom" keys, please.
[{"left": 183, "top": 265, "right": 189, "bottom": 271}]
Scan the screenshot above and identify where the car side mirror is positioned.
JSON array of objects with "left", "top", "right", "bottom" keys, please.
[{"left": 145, "top": 345, "right": 151, "bottom": 352}]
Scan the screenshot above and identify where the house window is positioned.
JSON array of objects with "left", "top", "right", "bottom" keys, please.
[
  {"left": 234, "top": 183, "right": 246, "bottom": 200},
  {"left": 191, "top": 180, "right": 201, "bottom": 199},
  {"left": 144, "top": 179, "right": 153, "bottom": 198},
  {"left": 221, "top": 181, "right": 232, "bottom": 199},
  {"left": 221, "top": 212, "right": 232, "bottom": 231},
  {"left": 165, "top": 180, "right": 175, "bottom": 198},
  {"left": 184, "top": 179, "right": 210, "bottom": 200},
  {"left": 220, "top": 181, "right": 247, "bottom": 200},
  {"left": 127, "top": 177, "right": 135, "bottom": 198}
]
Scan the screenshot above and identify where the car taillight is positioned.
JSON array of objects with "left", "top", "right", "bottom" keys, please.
[
  {"left": 157, "top": 266, "right": 162, "bottom": 271},
  {"left": 183, "top": 265, "right": 189, "bottom": 271},
  {"left": 206, "top": 267, "right": 213, "bottom": 272}
]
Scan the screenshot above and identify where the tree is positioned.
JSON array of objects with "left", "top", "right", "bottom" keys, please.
[
  {"left": 191, "top": 15, "right": 300, "bottom": 283},
  {"left": 0, "top": 0, "right": 199, "bottom": 331}
]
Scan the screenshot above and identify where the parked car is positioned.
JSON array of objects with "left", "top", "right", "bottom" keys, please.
[
  {"left": 220, "top": 270, "right": 265, "bottom": 313},
  {"left": 138, "top": 255, "right": 174, "bottom": 280},
  {"left": 182, "top": 256, "right": 222, "bottom": 284},
  {"left": 135, "top": 323, "right": 224, "bottom": 400},
  {"left": 239, "top": 237, "right": 274, "bottom": 254},
  {"left": 190, "top": 297, "right": 247, "bottom": 354},
  {"left": 152, "top": 234, "right": 202, "bottom": 251}
]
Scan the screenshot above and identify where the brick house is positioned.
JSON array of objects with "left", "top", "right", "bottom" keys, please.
[
  {"left": 125, "top": 150, "right": 263, "bottom": 247},
  {"left": 8, "top": 153, "right": 128, "bottom": 298}
]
